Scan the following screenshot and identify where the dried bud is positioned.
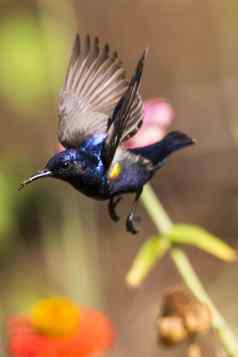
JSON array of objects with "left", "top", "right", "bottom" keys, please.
[
  {"left": 157, "top": 288, "right": 212, "bottom": 347},
  {"left": 184, "top": 300, "right": 212, "bottom": 335},
  {"left": 158, "top": 316, "right": 188, "bottom": 346},
  {"left": 187, "top": 343, "right": 202, "bottom": 357}
]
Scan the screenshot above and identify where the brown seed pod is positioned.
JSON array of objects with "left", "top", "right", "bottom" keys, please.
[
  {"left": 157, "top": 287, "right": 212, "bottom": 347},
  {"left": 158, "top": 315, "right": 188, "bottom": 346}
]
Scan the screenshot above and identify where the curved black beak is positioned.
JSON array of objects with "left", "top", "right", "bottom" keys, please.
[{"left": 18, "top": 169, "right": 52, "bottom": 191}]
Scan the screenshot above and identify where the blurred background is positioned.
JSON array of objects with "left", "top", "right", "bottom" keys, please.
[{"left": 1, "top": 0, "right": 238, "bottom": 356}]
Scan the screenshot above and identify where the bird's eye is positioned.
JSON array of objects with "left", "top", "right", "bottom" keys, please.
[{"left": 63, "top": 162, "right": 70, "bottom": 169}]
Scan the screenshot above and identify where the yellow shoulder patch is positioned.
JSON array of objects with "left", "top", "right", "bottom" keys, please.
[{"left": 108, "top": 162, "right": 122, "bottom": 180}]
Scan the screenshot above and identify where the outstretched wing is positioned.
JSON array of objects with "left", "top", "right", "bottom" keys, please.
[
  {"left": 58, "top": 34, "right": 128, "bottom": 148},
  {"left": 102, "top": 49, "right": 147, "bottom": 169}
]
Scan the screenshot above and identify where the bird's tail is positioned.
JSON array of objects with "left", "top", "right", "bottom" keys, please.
[{"left": 129, "top": 131, "right": 195, "bottom": 168}]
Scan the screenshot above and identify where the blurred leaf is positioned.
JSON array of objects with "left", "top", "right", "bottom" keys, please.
[
  {"left": 0, "top": 15, "right": 46, "bottom": 115},
  {"left": 0, "top": 172, "right": 15, "bottom": 240},
  {"left": 169, "top": 224, "right": 236, "bottom": 262},
  {"left": 0, "top": 14, "right": 68, "bottom": 117},
  {"left": 126, "top": 237, "right": 169, "bottom": 287},
  {"left": 38, "top": 18, "right": 70, "bottom": 91}
]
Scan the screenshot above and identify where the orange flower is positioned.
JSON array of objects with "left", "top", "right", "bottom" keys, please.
[{"left": 8, "top": 297, "right": 114, "bottom": 357}]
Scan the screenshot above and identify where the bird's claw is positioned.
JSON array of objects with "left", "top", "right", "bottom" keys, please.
[
  {"left": 126, "top": 213, "right": 140, "bottom": 234},
  {"left": 109, "top": 196, "right": 122, "bottom": 222}
]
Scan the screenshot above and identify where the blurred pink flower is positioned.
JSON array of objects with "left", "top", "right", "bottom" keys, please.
[
  {"left": 58, "top": 143, "right": 64, "bottom": 152},
  {"left": 58, "top": 98, "right": 174, "bottom": 152},
  {"left": 123, "top": 98, "right": 175, "bottom": 149}
]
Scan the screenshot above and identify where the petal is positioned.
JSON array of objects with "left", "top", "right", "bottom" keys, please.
[
  {"left": 8, "top": 317, "right": 51, "bottom": 357},
  {"left": 58, "top": 144, "right": 65, "bottom": 152},
  {"left": 124, "top": 127, "right": 165, "bottom": 148},
  {"left": 67, "top": 308, "right": 115, "bottom": 356},
  {"left": 143, "top": 98, "right": 175, "bottom": 127}
]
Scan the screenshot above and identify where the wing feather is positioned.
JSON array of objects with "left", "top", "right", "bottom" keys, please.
[
  {"left": 58, "top": 34, "right": 146, "bottom": 152},
  {"left": 58, "top": 34, "right": 128, "bottom": 147},
  {"left": 103, "top": 49, "right": 147, "bottom": 168}
]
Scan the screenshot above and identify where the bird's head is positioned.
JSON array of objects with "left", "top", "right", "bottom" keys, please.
[{"left": 18, "top": 149, "right": 83, "bottom": 190}]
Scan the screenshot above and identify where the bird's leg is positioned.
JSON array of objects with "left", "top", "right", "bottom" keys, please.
[
  {"left": 126, "top": 187, "right": 143, "bottom": 234},
  {"left": 108, "top": 196, "right": 122, "bottom": 222}
]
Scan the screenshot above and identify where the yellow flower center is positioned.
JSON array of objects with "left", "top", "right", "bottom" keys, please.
[
  {"left": 31, "top": 297, "right": 80, "bottom": 337},
  {"left": 108, "top": 162, "right": 122, "bottom": 180}
]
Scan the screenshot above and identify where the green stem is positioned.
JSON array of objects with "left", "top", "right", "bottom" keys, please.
[
  {"left": 141, "top": 184, "right": 238, "bottom": 357},
  {"left": 142, "top": 185, "right": 172, "bottom": 234},
  {"left": 171, "top": 249, "right": 238, "bottom": 356}
]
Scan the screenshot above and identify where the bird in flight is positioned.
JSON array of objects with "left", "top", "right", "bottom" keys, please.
[{"left": 19, "top": 34, "right": 194, "bottom": 234}]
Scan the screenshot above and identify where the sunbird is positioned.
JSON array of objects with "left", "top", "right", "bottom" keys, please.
[{"left": 19, "top": 34, "right": 194, "bottom": 234}]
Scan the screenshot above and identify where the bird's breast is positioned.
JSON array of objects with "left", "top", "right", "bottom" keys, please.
[{"left": 66, "top": 138, "right": 110, "bottom": 199}]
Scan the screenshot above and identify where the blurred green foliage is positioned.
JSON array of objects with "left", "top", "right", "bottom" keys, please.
[
  {"left": 0, "top": 173, "right": 15, "bottom": 239},
  {"left": 126, "top": 237, "right": 169, "bottom": 287},
  {"left": 0, "top": 154, "right": 65, "bottom": 254},
  {"left": 0, "top": 13, "right": 68, "bottom": 118},
  {"left": 0, "top": 15, "right": 47, "bottom": 114},
  {"left": 169, "top": 224, "right": 236, "bottom": 262},
  {"left": 127, "top": 222, "right": 236, "bottom": 287}
]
